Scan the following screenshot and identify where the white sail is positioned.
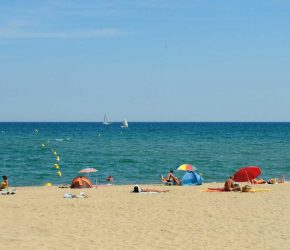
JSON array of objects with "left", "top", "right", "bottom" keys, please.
[
  {"left": 103, "top": 114, "right": 111, "bottom": 125},
  {"left": 121, "top": 119, "right": 128, "bottom": 128}
]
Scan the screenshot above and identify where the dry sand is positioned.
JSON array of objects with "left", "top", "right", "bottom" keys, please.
[{"left": 1, "top": 183, "right": 290, "bottom": 250}]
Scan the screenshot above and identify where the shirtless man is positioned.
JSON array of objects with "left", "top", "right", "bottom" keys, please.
[
  {"left": 161, "top": 170, "right": 180, "bottom": 185},
  {"left": 224, "top": 176, "right": 241, "bottom": 191}
]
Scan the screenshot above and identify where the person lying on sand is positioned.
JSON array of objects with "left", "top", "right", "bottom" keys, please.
[
  {"left": 251, "top": 178, "right": 267, "bottom": 184},
  {"left": 161, "top": 170, "right": 180, "bottom": 185},
  {"left": 224, "top": 176, "right": 241, "bottom": 191},
  {"left": 251, "top": 176, "right": 286, "bottom": 184},
  {"left": 132, "top": 185, "right": 170, "bottom": 193}
]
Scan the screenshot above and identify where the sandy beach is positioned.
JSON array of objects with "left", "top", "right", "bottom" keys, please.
[{"left": 1, "top": 183, "right": 290, "bottom": 250}]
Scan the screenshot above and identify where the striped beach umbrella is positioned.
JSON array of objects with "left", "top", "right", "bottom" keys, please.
[{"left": 176, "top": 164, "right": 196, "bottom": 171}]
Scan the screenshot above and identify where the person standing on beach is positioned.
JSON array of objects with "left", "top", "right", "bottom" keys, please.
[
  {"left": 224, "top": 176, "right": 241, "bottom": 191},
  {"left": 1, "top": 176, "right": 9, "bottom": 190}
]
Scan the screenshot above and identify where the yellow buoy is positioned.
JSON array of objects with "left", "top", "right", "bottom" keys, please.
[
  {"left": 56, "top": 156, "right": 60, "bottom": 161},
  {"left": 57, "top": 171, "right": 62, "bottom": 177},
  {"left": 54, "top": 164, "right": 60, "bottom": 169},
  {"left": 45, "top": 182, "right": 52, "bottom": 186}
]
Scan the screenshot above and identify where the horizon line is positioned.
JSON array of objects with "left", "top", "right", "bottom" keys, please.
[{"left": 0, "top": 121, "right": 290, "bottom": 123}]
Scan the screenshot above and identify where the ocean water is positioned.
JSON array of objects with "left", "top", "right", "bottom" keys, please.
[{"left": 0, "top": 122, "right": 289, "bottom": 186}]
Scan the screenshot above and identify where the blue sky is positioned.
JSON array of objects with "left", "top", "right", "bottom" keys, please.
[{"left": 1, "top": 0, "right": 290, "bottom": 122}]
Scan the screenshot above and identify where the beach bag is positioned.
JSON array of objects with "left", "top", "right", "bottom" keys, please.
[{"left": 242, "top": 185, "right": 252, "bottom": 192}]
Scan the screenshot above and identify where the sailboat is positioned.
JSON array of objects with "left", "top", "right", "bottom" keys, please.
[
  {"left": 121, "top": 119, "right": 128, "bottom": 128},
  {"left": 103, "top": 114, "right": 111, "bottom": 125}
]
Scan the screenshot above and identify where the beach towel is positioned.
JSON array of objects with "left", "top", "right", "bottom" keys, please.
[
  {"left": 249, "top": 189, "right": 270, "bottom": 193},
  {"left": 63, "top": 192, "right": 87, "bottom": 198},
  {"left": 139, "top": 191, "right": 161, "bottom": 194},
  {"left": 201, "top": 188, "right": 226, "bottom": 192},
  {"left": 201, "top": 188, "right": 270, "bottom": 193},
  {"left": 0, "top": 189, "right": 16, "bottom": 195}
]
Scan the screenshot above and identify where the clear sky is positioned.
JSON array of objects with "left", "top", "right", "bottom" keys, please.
[{"left": 1, "top": 0, "right": 290, "bottom": 122}]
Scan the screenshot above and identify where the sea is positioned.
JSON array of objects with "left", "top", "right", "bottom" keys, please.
[{"left": 0, "top": 122, "right": 289, "bottom": 186}]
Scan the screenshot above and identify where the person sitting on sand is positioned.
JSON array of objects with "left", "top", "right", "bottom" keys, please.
[
  {"left": 224, "top": 176, "right": 241, "bottom": 191},
  {"left": 266, "top": 176, "right": 285, "bottom": 184},
  {"left": 132, "top": 185, "right": 170, "bottom": 193},
  {"left": 0, "top": 176, "right": 8, "bottom": 190},
  {"left": 278, "top": 175, "right": 286, "bottom": 183},
  {"left": 161, "top": 170, "right": 180, "bottom": 185}
]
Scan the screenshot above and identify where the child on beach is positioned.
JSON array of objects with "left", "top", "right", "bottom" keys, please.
[{"left": 1, "top": 176, "right": 8, "bottom": 190}]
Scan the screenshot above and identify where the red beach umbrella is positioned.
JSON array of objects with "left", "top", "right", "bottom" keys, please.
[{"left": 233, "top": 166, "right": 261, "bottom": 182}]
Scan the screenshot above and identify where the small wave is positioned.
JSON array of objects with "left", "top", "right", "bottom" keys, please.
[{"left": 54, "top": 138, "right": 70, "bottom": 142}]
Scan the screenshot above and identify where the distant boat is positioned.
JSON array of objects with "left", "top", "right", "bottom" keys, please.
[
  {"left": 121, "top": 119, "right": 128, "bottom": 128},
  {"left": 103, "top": 114, "right": 111, "bottom": 125}
]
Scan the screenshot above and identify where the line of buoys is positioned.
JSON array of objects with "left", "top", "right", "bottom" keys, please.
[
  {"left": 52, "top": 149, "right": 57, "bottom": 156},
  {"left": 37, "top": 130, "right": 64, "bottom": 185},
  {"left": 51, "top": 149, "right": 62, "bottom": 177}
]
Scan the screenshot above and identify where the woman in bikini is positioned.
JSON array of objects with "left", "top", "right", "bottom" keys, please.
[{"left": 1, "top": 176, "right": 8, "bottom": 190}]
